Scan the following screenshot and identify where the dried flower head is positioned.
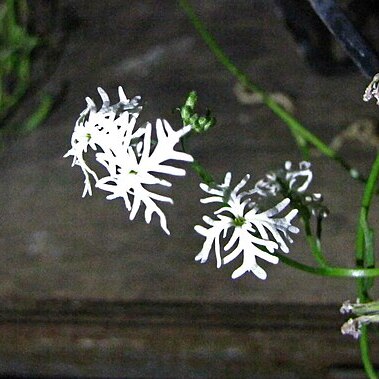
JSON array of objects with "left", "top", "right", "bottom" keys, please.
[
  {"left": 363, "top": 73, "right": 379, "bottom": 104},
  {"left": 340, "top": 299, "right": 379, "bottom": 339},
  {"left": 254, "top": 161, "right": 328, "bottom": 219},
  {"left": 254, "top": 161, "right": 313, "bottom": 197}
]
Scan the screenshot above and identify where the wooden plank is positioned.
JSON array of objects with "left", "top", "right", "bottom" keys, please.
[{"left": 0, "top": 300, "right": 376, "bottom": 378}]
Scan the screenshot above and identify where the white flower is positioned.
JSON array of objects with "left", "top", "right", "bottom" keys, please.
[
  {"left": 95, "top": 119, "right": 193, "bottom": 234},
  {"left": 65, "top": 87, "right": 193, "bottom": 234},
  {"left": 64, "top": 86, "right": 143, "bottom": 197},
  {"left": 195, "top": 172, "right": 299, "bottom": 279}
]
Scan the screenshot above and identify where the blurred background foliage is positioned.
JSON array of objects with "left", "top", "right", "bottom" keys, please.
[{"left": 0, "top": 0, "right": 75, "bottom": 147}]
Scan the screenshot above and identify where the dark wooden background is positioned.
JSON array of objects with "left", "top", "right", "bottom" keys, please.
[{"left": 1, "top": 0, "right": 379, "bottom": 377}]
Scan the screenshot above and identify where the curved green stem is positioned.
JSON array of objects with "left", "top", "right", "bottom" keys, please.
[
  {"left": 179, "top": 0, "right": 365, "bottom": 182},
  {"left": 360, "top": 326, "right": 378, "bottom": 379},
  {"left": 356, "top": 153, "right": 379, "bottom": 269},
  {"left": 300, "top": 212, "right": 328, "bottom": 267},
  {"left": 181, "top": 130, "right": 215, "bottom": 186},
  {"left": 304, "top": 228, "right": 327, "bottom": 267},
  {"left": 191, "top": 159, "right": 215, "bottom": 186},
  {"left": 355, "top": 153, "right": 379, "bottom": 378},
  {"left": 278, "top": 177, "right": 328, "bottom": 267},
  {"left": 277, "top": 253, "right": 379, "bottom": 278}
]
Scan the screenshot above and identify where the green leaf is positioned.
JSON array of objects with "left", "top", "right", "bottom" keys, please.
[{"left": 185, "top": 90, "right": 197, "bottom": 109}]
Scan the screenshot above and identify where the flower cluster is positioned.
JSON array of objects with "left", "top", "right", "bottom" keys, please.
[
  {"left": 64, "top": 87, "right": 193, "bottom": 234},
  {"left": 178, "top": 91, "right": 216, "bottom": 133},
  {"left": 195, "top": 170, "right": 301, "bottom": 279}
]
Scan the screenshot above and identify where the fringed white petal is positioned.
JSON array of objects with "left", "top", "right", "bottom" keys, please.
[{"left": 65, "top": 88, "right": 193, "bottom": 234}]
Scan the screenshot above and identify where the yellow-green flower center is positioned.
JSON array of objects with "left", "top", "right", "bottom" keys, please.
[{"left": 233, "top": 216, "right": 246, "bottom": 227}]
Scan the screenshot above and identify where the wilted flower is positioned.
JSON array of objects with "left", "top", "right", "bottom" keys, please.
[
  {"left": 65, "top": 87, "right": 193, "bottom": 234},
  {"left": 254, "top": 161, "right": 313, "bottom": 197},
  {"left": 363, "top": 73, "right": 379, "bottom": 104},
  {"left": 254, "top": 161, "right": 328, "bottom": 219},
  {"left": 195, "top": 172, "right": 299, "bottom": 279},
  {"left": 340, "top": 299, "right": 379, "bottom": 339}
]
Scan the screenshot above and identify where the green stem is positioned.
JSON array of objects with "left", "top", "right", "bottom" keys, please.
[
  {"left": 191, "top": 159, "right": 215, "bottom": 186},
  {"left": 278, "top": 176, "right": 328, "bottom": 267},
  {"left": 299, "top": 208, "right": 328, "bottom": 267},
  {"left": 355, "top": 153, "right": 379, "bottom": 378},
  {"left": 360, "top": 326, "right": 378, "bottom": 379},
  {"left": 277, "top": 253, "right": 379, "bottom": 278},
  {"left": 179, "top": 0, "right": 365, "bottom": 182},
  {"left": 180, "top": 116, "right": 216, "bottom": 186},
  {"left": 304, "top": 227, "right": 327, "bottom": 267},
  {"left": 356, "top": 153, "right": 379, "bottom": 268}
]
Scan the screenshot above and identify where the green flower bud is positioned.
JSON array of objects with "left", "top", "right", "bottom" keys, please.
[
  {"left": 180, "top": 105, "right": 192, "bottom": 121},
  {"left": 185, "top": 91, "right": 197, "bottom": 109},
  {"left": 178, "top": 91, "right": 216, "bottom": 133},
  {"left": 198, "top": 116, "right": 207, "bottom": 126},
  {"left": 204, "top": 117, "right": 216, "bottom": 131}
]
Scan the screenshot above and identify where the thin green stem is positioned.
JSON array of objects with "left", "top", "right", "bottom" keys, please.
[
  {"left": 278, "top": 176, "right": 328, "bottom": 267},
  {"left": 179, "top": 0, "right": 365, "bottom": 182},
  {"left": 355, "top": 152, "right": 379, "bottom": 378},
  {"left": 360, "top": 326, "right": 378, "bottom": 379},
  {"left": 356, "top": 153, "right": 379, "bottom": 267},
  {"left": 305, "top": 228, "right": 327, "bottom": 267},
  {"left": 277, "top": 253, "right": 379, "bottom": 278},
  {"left": 180, "top": 124, "right": 215, "bottom": 186},
  {"left": 295, "top": 199, "right": 328, "bottom": 267}
]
